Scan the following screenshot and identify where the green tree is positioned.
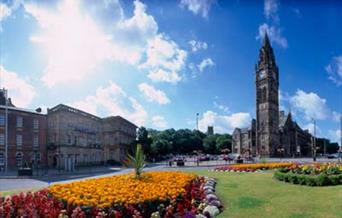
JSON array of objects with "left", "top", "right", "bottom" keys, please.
[
  {"left": 203, "top": 135, "right": 218, "bottom": 154},
  {"left": 216, "top": 134, "right": 232, "bottom": 151}
]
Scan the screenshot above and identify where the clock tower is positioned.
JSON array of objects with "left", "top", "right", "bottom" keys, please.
[{"left": 255, "top": 33, "right": 280, "bottom": 157}]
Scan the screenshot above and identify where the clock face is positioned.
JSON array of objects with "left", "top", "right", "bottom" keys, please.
[{"left": 259, "top": 70, "right": 266, "bottom": 79}]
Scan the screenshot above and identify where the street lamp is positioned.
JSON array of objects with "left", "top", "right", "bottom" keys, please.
[
  {"left": 196, "top": 113, "right": 199, "bottom": 131},
  {"left": 311, "top": 118, "right": 317, "bottom": 162},
  {"left": 3, "top": 88, "right": 8, "bottom": 173}
]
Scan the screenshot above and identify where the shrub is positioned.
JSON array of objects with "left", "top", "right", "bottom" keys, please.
[{"left": 316, "top": 174, "right": 330, "bottom": 186}]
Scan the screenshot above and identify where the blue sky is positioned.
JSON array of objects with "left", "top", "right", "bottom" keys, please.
[{"left": 0, "top": 0, "right": 341, "bottom": 144}]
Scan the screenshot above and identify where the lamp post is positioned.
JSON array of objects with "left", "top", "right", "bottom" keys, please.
[
  {"left": 4, "top": 88, "right": 8, "bottom": 173},
  {"left": 339, "top": 114, "right": 342, "bottom": 162},
  {"left": 311, "top": 118, "right": 317, "bottom": 162},
  {"left": 196, "top": 113, "right": 199, "bottom": 131}
]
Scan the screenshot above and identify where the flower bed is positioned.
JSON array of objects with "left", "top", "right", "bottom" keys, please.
[
  {"left": 274, "top": 163, "right": 342, "bottom": 186},
  {"left": 214, "top": 162, "right": 294, "bottom": 172},
  {"left": 1, "top": 172, "right": 223, "bottom": 218}
]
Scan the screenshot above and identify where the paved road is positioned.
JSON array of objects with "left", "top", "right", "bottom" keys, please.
[
  {"left": 0, "top": 158, "right": 339, "bottom": 192},
  {"left": 0, "top": 165, "right": 211, "bottom": 192}
]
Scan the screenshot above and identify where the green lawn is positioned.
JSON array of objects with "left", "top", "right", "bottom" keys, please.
[{"left": 194, "top": 170, "right": 342, "bottom": 218}]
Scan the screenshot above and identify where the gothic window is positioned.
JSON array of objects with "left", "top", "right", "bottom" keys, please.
[
  {"left": 257, "top": 89, "right": 262, "bottom": 103},
  {"left": 262, "top": 87, "right": 267, "bottom": 103}
]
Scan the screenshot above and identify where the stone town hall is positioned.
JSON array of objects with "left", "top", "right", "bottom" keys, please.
[{"left": 232, "top": 33, "right": 312, "bottom": 157}]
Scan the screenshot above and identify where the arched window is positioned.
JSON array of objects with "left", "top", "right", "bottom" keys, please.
[{"left": 16, "top": 152, "right": 23, "bottom": 167}]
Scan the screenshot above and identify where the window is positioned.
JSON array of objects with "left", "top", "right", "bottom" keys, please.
[
  {"left": 0, "top": 115, "right": 4, "bottom": 126},
  {"left": 0, "top": 134, "right": 4, "bottom": 145},
  {"left": 33, "top": 135, "right": 39, "bottom": 148},
  {"left": 33, "top": 119, "right": 39, "bottom": 129},
  {"left": 31, "top": 152, "right": 41, "bottom": 161},
  {"left": 16, "top": 135, "right": 22, "bottom": 148},
  {"left": 17, "top": 116, "right": 23, "bottom": 128},
  {"left": 16, "top": 152, "right": 23, "bottom": 167},
  {"left": 67, "top": 135, "right": 71, "bottom": 144},
  {"left": 0, "top": 152, "right": 4, "bottom": 166}
]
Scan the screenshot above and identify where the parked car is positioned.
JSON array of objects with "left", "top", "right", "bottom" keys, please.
[
  {"left": 326, "top": 153, "right": 339, "bottom": 159},
  {"left": 199, "top": 156, "right": 209, "bottom": 161},
  {"left": 228, "top": 153, "right": 240, "bottom": 160}
]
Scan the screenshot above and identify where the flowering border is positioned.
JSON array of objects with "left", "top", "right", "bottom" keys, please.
[
  {"left": 0, "top": 176, "right": 223, "bottom": 218},
  {"left": 213, "top": 162, "right": 295, "bottom": 173}
]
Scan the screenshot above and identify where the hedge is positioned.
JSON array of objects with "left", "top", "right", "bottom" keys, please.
[{"left": 274, "top": 171, "right": 342, "bottom": 186}]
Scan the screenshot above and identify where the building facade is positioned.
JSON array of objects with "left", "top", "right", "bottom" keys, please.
[
  {"left": 232, "top": 33, "right": 312, "bottom": 157},
  {"left": 102, "top": 116, "right": 137, "bottom": 162},
  {"left": 47, "top": 104, "right": 137, "bottom": 171},
  {"left": 232, "top": 119, "right": 256, "bottom": 155},
  {"left": 0, "top": 89, "right": 47, "bottom": 171},
  {"left": 207, "top": 126, "right": 214, "bottom": 136},
  {"left": 255, "top": 34, "right": 280, "bottom": 156},
  {"left": 47, "top": 104, "right": 104, "bottom": 171}
]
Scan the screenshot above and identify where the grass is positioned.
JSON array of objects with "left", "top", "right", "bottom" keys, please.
[{"left": 194, "top": 170, "right": 342, "bottom": 218}]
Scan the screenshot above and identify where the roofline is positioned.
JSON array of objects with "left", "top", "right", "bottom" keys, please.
[
  {"left": 0, "top": 105, "right": 46, "bottom": 116},
  {"left": 102, "top": 115, "right": 138, "bottom": 128},
  {"left": 49, "top": 104, "right": 138, "bottom": 127},
  {"left": 48, "top": 104, "right": 101, "bottom": 120}
]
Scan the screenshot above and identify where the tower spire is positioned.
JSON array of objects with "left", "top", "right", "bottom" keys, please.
[{"left": 263, "top": 31, "right": 271, "bottom": 48}]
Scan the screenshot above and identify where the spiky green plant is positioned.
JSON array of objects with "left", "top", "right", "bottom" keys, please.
[{"left": 126, "top": 144, "right": 146, "bottom": 179}]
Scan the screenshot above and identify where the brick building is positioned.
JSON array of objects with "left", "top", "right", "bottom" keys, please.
[
  {"left": 103, "top": 116, "right": 137, "bottom": 162},
  {"left": 47, "top": 104, "right": 137, "bottom": 171},
  {"left": 47, "top": 104, "right": 103, "bottom": 171},
  {"left": 0, "top": 89, "right": 47, "bottom": 171}
]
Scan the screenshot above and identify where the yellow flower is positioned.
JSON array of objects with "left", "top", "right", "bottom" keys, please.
[{"left": 48, "top": 172, "right": 196, "bottom": 208}]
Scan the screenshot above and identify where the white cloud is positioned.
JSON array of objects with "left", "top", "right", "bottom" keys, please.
[
  {"left": 264, "top": 0, "right": 279, "bottom": 21},
  {"left": 332, "top": 111, "right": 341, "bottom": 122},
  {"left": 257, "top": 23, "right": 287, "bottom": 48},
  {"left": 117, "top": 0, "right": 158, "bottom": 45},
  {"left": 25, "top": 0, "right": 141, "bottom": 88},
  {"left": 25, "top": 0, "right": 187, "bottom": 87},
  {"left": 213, "top": 101, "right": 229, "bottom": 113},
  {"left": 198, "top": 110, "right": 251, "bottom": 133},
  {"left": 0, "top": 3, "right": 11, "bottom": 22},
  {"left": 138, "top": 83, "right": 170, "bottom": 104},
  {"left": 71, "top": 81, "right": 147, "bottom": 126},
  {"left": 147, "top": 69, "right": 182, "bottom": 84},
  {"left": 329, "top": 129, "right": 341, "bottom": 145},
  {"left": 198, "top": 58, "right": 214, "bottom": 72},
  {"left": 325, "top": 56, "right": 342, "bottom": 86},
  {"left": 152, "top": 115, "right": 168, "bottom": 129},
  {"left": 290, "top": 90, "right": 330, "bottom": 121},
  {"left": 0, "top": 65, "right": 36, "bottom": 108},
  {"left": 188, "top": 40, "right": 208, "bottom": 52},
  {"left": 303, "top": 123, "right": 321, "bottom": 136},
  {"left": 140, "top": 34, "right": 187, "bottom": 83},
  {"left": 179, "top": 0, "right": 215, "bottom": 18}
]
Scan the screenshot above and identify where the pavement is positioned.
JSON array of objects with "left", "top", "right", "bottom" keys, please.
[{"left": 0, "top": 158, "right": 340, "bottom": 192}]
